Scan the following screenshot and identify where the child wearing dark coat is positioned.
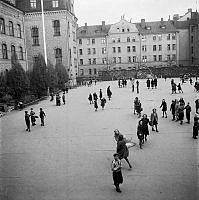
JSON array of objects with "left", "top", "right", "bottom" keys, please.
[
  {"left": 25, "top": 111, "right": 31, "bottom": 132},
  {"left": 39, "top": 108, "right": 46, "bottom": 126},
  {"left": 160, "top": 99, "right": 167, "bottom": 118},
  {"left": 101, "top": 97, "right": 106, "bottom": 110},
  {"left": 94, "top": 100, "right": 98, "bottom": 111}
]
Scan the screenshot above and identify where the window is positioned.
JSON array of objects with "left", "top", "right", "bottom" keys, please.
[
  {"left": 159, "top": 55, "right": 162, "bottom": 61},
  {"left": 55, "top": 48, "right": 62, "bottom": 64},
  {"left": 102, "top": 58, "right": 107, "bottom": 64},
  {"left": 9, "top": 21, "right": 14, "bottom": 36},
  {"left": 94, "top": 68, "right": 97, "bottom": 75},
  {"left": 191, "top": 46, "right": 194, "bottom": 54},
  {"left": 79, "top": 39, "right": 82, "bottom": 45},
  {"left": 158, "top": 45, "right": 162, "bottom": 51},
  {"left": 118, "top": 47, "right": 121, "bottom": 53},
  {"left": 172, "top": 44, "right": 176, "bottom": 50},
  {"left": 122, "top": 28, "right": 125, "bottom": 32},
  {"left": 153, "top": 35, "right": 156, "bottom": 41},
  {"left": 127, "top": 37, "right": 130, "bottom": 42},
  {"left": 127, "top": 28, "right": 130, "bottom": 32},
  {"left": 53, "top": 20, "right": 60, "bottom": 36},
  {"left": 167, "top": 34, "right": 171, "bottom": 40},
  {"left": 88, "top": 59, "right": 92, "bottom": 65},
  {"left": 80, "top": 59, "right": 83, "bottom": 65},
  {"left": 158, "top": 35, "right": 162, "bottom": 41},
  {"left": 52, "top": 0, "right": 59, "bottom": 8},
  {"left": 73, "top": 46, "right": 76, "bottom": 54},
  {"left": 118, "top": 57, "right": 121, "bottom": 63},
  {"left": 132, "top": 46, "right": 136, "bottom": 52},
  {"left": 33, "top": 56, "right": 39, "bottom": 63},
  {"left": 87, "top": 48, "right": 91, "bottom": 54},
  {"left": 167, "top": 44, "right": 171, "bottom": 51},
  {"left": 142, "top": 56, "right": 147, "bottom": 62},
  {"left": 132, "top": 37, "right": 136, "bottom": 42},
  {"left": 92, "top": 39, "right": 95, "bottom": 44},
  {"left": 93, "top": 58, "right": 96, "bottom": 64},
  {"left": 113, "top": 57, "right": 116, "bottom": 63},
  {"left": 102, "top": 47, "right": 106, "bottom": 54},
  {"left": 117, "top": 38, "right": 120, "bottom": 43},
  {"left": 128, "top": 56, "right": 131, "bottom": 63},
  {"left": 87, "top": 39, "right": 90, "bottom": 45},
  {"left": 112, "top": 38, "right": 116, "bottom": 43},
  {"left": 101, "top": 38, "right": 106, "bottom": 44},
  {"left": 72, "top": 31, "right": 76, "bottom": 41},
  {"left": 112, "top": 47, "right": 116, "bottom": 53},
  {"left": 172, "top": 33, "right": 176, "bottom": 40},
  {"left": 92, "top": 48, "right": 96, "bottom": 54},
  {"left": 0, "top": 18, "right": 5, "bottom": 34},
  {"left": 117, "top": 28, "right": 120, "bottom": 32},
  {"left": 30, "top": 0, "right": 36, "bottom": 8},
  {"left": 153, "top": 55, "right": 157, "bottom": 61},
  {"left": 79, "top": 49, "right": 83, "bottom": 55},
  {"left": 16, "top": 24, "right": 22, "bottom": 38},
  {"left": 153, "top": 45, "right": 156, "bottom": 51},
  {"left": 142, "top": 45, "right": 146, "bottom": 52},
  {"left": 191, "top": 36, "right": 194, "bottom": 43},
  {"left": 172, "top": 54, "right": 176, "bottom": 60},
  {"left": 89, "top": 69, "right": 92, "bottom": 75},
  {"left": 167, "top": 55, "right": 171, "bottom": 61},
  {"left": 127, "top": 46, "right": 131, "bottom": 52},
  {"left": 11, "top": 45, "right": 16, "bottom": 56},
  {"left": 132, "top": 56, "right": 136, "bottom": 62},
  {"left": 80, "top": 69, "right": 84, "bottom": 76},
  {"left": 19, "top": 46, "right": 23, "bottom": 60},
  {"left": 31, "top": 27, "right": 39, "bottom": 46},
  {"left": 2, "top": 44, "right": 8, "bottom": 59}
]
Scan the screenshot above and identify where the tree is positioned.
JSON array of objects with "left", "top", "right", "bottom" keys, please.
[
  {"left": 55, "top": 63, "right": 69, "bottom": 89},
  {"left": 30, "top": 54, "right": 48, "bottom": 98},
  {"left": 6, "top": 53, "right": 29, "bottom": 100}
]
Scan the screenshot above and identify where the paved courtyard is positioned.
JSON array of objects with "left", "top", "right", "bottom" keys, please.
[{"left": 0, "top": 78, "right": 199, "bottom": 200}]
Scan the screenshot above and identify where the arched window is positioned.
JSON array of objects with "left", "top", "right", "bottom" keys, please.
[
  {"left": 31, "top": 27, "right": 39, "bottom": 46},
  {"left": 53, "top": 20, "right": 60, "bottom": 36},
  {"left": 2, "top": 44, "right": 8, "bottom": 59},
  {"left": 9, "top": 21, "right": 14, "bottom": 36},
  {"left": 0, "top": 18, "right": 5, "bottom": 34},
  {"left": 11, "top": 45, "right": 16, "bottom": 56},
  {"left": 55, "top": 48, "right": 62, "bottom": 64},
  {"left": 17, "top": 24, "right": 22, "bottom": 38},
  {"left": 19, "top": 46, "right": 23, "bottom": 60}
]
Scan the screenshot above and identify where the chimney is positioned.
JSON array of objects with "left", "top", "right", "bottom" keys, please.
[
  {"left": 188, "top": 8, "right": 192, "bottom": 13},
  {"left": 173, "top": 14, "right": 180, "bottom": 21},
  {"left": 102, "top": 21, "right": 105, "bottom": 31},
  {"left": 141, "top": 19, "right": 145, "bottom": 28}
]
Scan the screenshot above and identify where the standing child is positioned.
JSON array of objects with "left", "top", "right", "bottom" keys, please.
[
  {"left": 94, "top": 100, "right": 98, "bottom": 111},
  {"left": 101, "top": 97, "right": 106, "bottom": 110},
  {"left": 30, "top": 108, "right": 36, "bottom": 126},
  {"left": 177, "top": 83, "right": 183, "bottom": 93},
  {"left": 25, "top": 111, "right": 31, "bottom": 132},
  {"left": 111, "top": 153, "right": 123, "bottom": 193},
  {"left": 39, "top": 108, "right": 46, "bottom": 126},
  {"left": 99, "top": 89, "right": 103, "bottom": 100},
  {"left": 88, "top": 93, "right": 93, "bottom": 104},
  {"left": 160, "top": 99, "right": 167, "bottom": 118},
  {"left": 62, "top": 93, "right": 66, "bottom": 105},
  {"left": 185, "top": 102, "right": 191, "bottom": 123}
]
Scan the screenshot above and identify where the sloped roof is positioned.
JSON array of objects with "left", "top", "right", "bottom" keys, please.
[
  {"left": 136, "top": 20, "right": 178, "bottom": 35},
  {"left": 77, "top": 24, "right": 111, "bottom": 38},
  {"left": 174, "top": 21, "right": 189, "bottom": 29}
]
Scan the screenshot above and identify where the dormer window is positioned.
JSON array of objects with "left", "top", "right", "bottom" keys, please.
[
  {"left": 127, "top": 28, "right": 130, "bottom": 32},
  {"left": 81, "top": 30, "right": 86, "bottom": 34},
  {"left": 146, "top": 26, "right": 151, "bottom": 30},
  {"left": 122, "top": 28, "right": 125, "bottom": 32},
  {"left": 160, "top": 25, "right": 166, "bottom": 29}
]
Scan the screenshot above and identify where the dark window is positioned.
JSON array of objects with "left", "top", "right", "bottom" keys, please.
[
  {"left": 127, "top": 46, "right": 131, "bottom": 52},
  {"left": 11, "top": 45, "right": 16, "bottom": 56},
  {"left": 167, "top": 44, "right": 171, "bottom": 51},
  {"left": 132, "top": 46, "right": 136, "bottom": 52},
  {"left": 113, "top": 47, "right": 116, "bottom": 53},
  {"left": 89, "top": 69, "right": 92, "bottom": 75},
  {"left": 19, "top": 46, "right": 23, "bottom": 60},
  {"left": 53, "top": 20, "right": 60, "bottom": 36},
  {"left": 80, "top": 59, "right": 83, "bottom": 65},
  {"left": 55, "top": 48, "right": 62, "bottom": 64},
  {"left": 92, "top": 39, "right": 95, "bottom": 44},
  {"left": 94, "top": 68, "right": 97, "bottom": 74},
  {"left": 2, "top": 44, "right": 8, "bottom": 59},
  {"left": 118, "top": 47, "right": 121, "bottom": 53},
  {"left": 0, "top": 18, "right": 5, "bottom": 34},
  {"left": 79, "top": 49, "right": 83, "bottom": 55},
  {"left": 153, "top": 45, "right": 156, "bottom": 51},
  {"left": 9, "top": 21, "right": 14, "bottom": 36},
  {"left": 17, "top": 24, "right": 22, "bottom": 38},
  {"left": 79, "top": 39, "right": 82, "bottom": 45},
  {"left": 31, "top": 27, "right": 39, "bottom": 46},
  {"left": 127, "top": 37, "right": 130, "bottom": 42}
]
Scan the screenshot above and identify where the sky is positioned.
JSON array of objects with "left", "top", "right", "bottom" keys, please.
[{"left": 75, "top": 0, "right": 197, "bottom": 26}]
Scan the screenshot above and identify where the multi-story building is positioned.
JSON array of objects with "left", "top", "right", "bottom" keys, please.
[
  {"left": 0, "top": 0, "right": 27, "bottom": 71},
  {"left": 16, "top": 0, "right": 78, "bottom": 84},
  {"left": 77, "top": 17, "right": 179, "bottom": 79}
]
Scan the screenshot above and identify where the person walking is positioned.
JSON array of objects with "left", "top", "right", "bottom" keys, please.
[
  {"left": 193, "top": 113, "right": 199, "bottom": 139},
  {"left": 170, "top": 100, "right": 176, "bottom": 121},
  {"left": 111, "top": 153, "right": 123, "bottom": 193},
  {"left": 137, "top": 120, "right": 144, "bottom": 149},
  {"left": 195, "top": 99, "right": 199, "bottom": 113},
  {"left": 178, "top": 102, "right": 185, "bottom": 125},
  {"left": 107, "top": 86, "right": 112, "bottom": 100},
  {"left": 150, "top": 108, "right": 159, "bottom": 132},
  {"left": 147, "top": 78, "right": 150, "bottom": 89},
  {"left": 39, "top": 108, "right": 46, "bottom": 126},
  {"left": 99, "top": 89, "right": 103, "bottom": 100},
  {"left": 94, "top": 100, "right": 98, "bottom": 111},
  {"left": 160, "top": 99, "right": 167, "bottom": 118},
  {"left": 88, "top": 93, "right": 93, "bottom": 104},
  {"left": 177, "top": 83, "right": 183, "bottom": 93},
  {"left": 154, "top": 77, "right": 157, "bottom": 89},
  {"left": 136, "top": 80, "right": 139, "bottom": 94},
  {"left": 93, "top": 92, "right": 98, "bottom": 101},
  {"left": 100, "top": 97, "right": 106, "bottom": 110},
  {"left": 30, "top": 108, "right": 36, "bottom": 126},
  {"left": 116, "top": 134, "right": 132, "bottom": 169},
  {"left": 62, "top": 93, "right": 66, "bottom": 105},
  {"left": 185, "top": 102, "right": 191, "bottom": 123},
  {"left": 131, "top": 78, "right": 135, "bottom": 92},
  {"left": 151, "top": 79, "right": 154, "bottom": 89},
  {"left": 25, "top": 111, "right": 31, "bottom": 132},
  {"left": 140, "top": 114, "right": 150, "bottom": 141}
]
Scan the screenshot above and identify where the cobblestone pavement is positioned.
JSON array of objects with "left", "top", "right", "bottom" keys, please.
[{"left": 0, "top": 78, "right": 199, "bottom": 200}]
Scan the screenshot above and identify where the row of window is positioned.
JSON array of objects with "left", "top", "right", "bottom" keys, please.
[
  {"left": 1, "top": 43, "right": 24, "bottom": 60},
  {"left": 80, "top": 68, "right": 97, "bottom": 76},
  {"left": 30, "top": 0, "right": 59, "bottom": 9},
  {"left": 79, "top": 38, "right": 106, "bottom": 45},
  {"left": 79, "top": 54, "right": 176, "bottom": 65},
  {"left": 0, "top": 18, "right": 22, "bottom": 38}
]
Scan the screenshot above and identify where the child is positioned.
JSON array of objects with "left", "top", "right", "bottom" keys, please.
[
  {"left": 62, "top": 93, "right": 65, "bottom": 105},
  {"left": 111, "top": 153, "right": 123, "bottom": 193},
  {"left": 25, "top": 111, "right": 30, "bottom": 132},
  {"left": 101, "top": 97, "right": 106, "bottom": 110},
  {"left": 39, "top": 108, "right": 46, "bottom": 126},
  {"left": 160, "top": 99, "right": 167, "bottom": 118},
  {"left": 94, "top": 100, "right": 98, "bottom": 111},
  {"left": 88, "top": 93, "right": 93, "bottom": 104}
]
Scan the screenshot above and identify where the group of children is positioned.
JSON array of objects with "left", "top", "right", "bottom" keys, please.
[
  {"left": 24, "top": 108, "right": 46, "bottom": 132},
  {"left": 171, "top": 79, "right": 183, "bottom": 94},
  {"left": 146, "top": 78, "right": 158, "bottom": 89}
]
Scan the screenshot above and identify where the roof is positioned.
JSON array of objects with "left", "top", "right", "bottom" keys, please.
[
  {"left": 136, "top": 20, "right": 178, "bottom": 35},
  {"left": 174, "top": 21, "right": 190, "bottom": 29},
  {"left": 77, "top": 24, "right": 111, "bottom": 38}
]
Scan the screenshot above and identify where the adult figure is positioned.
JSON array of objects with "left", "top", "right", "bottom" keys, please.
[
  {"left": 151, "top": 79, "right": 154, "bottom": 89},
  {"left": 101, "top": 97, "right": 106, "bottom": 110},
  {"left": 172, "top": 82, "right": 177, "bottom": 94},
  {"left": 147, "top": 78, "right": 150, "bottom": 89},
  {"left": 93, "top": 92, "right": 98, "bottom": 101},
  {"left": 160, "top": 99, "right": 167, "bottom": 118},
  {"left": 178, "top": 102, "right": 185, "bottom": 125},
  {"left": 137, "top": 120, "right": 144, "bottom": 149},
  {"left": 131, "top": 78, "right": 135, "bottom": 92},
  {"left": 140, "top": 114, "right": 150, "bottom": 141},
  {"left": 150, "top": 108, "right": 159, "bottom": 132},
  {"left": 62, "top": 93, "right": 65, "bottom": 105},
  {"left": 25, "top": 111, "right": 30, "bottom": 132},
  {"left": 94, "top": 100, "right": 98, "bottom": 111},
  {"left": 170, "top": 100, "right": 176, "bottom": 121},
  {"left": 99, "top": 89, "right": 103, "bottom": 100},
  {"left": 193, "top": 114, "right": 199, "bottom": 139},
  {"left": 195, "top": 99, "right": 199, "bottom": 113},
  {"left": 154, "top": 77, "right": 157, "bottom": 88},
  {"left": 134, "top": 97, "right": 139, "bottom": 115},
  {"left": 39, "top": 108, "right": 46, "bottom": 126},
  {"left": 88, "top": 93, "right": 93, "bottom": 104},
  {"left": 136, "top": 100, "right": 142, "bottom": 118},
  {"left": 107, "top": 86, "right": 112, "bottom": 100},
  {"left": 185, "top": 102, "right": 191, "bottom": 124},
  {"left": 30, "top": 108, "right": 36, "bottom": 126},
  {"left": 136, "top": 80, "right": 139, "bottom": 94},
  {"left": 177, "top": 83, "right": 183, "bottom": 93},
  {"left": 117, "top": 134, "right": 132, "bottom": 169}
]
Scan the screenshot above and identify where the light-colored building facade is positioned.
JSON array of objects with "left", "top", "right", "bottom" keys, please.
[
  {"left": 0, "top": 0, "right": 27, "bottom": 72},
  {"left": 77, "top": 17, "right": 179, "bottom": 78},
  {"left": 16, "top": 0, "right": 78, "bottom": 84}
]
